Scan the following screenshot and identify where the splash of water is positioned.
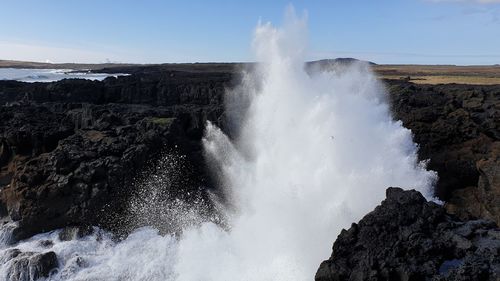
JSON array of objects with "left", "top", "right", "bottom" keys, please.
[
  {"left": 119, "top": 151, "right": 218, "bottom": 236},
  {"left": 177, "top": 8, "right": 436, "bottom": 280},
  {"left": 0, "top": 7, "right": 436, "bottom": 281}
]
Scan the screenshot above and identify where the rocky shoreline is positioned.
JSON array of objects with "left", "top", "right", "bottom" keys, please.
[{"left": 0, "top": 64, "right": 498, "bottom": 279}]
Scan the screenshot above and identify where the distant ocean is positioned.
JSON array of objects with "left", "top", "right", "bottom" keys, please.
[{"left": 0, "top": 68, "right": 127, "bottom": 83}]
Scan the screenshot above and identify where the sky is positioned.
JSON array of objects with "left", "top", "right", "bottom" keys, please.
[{"left": 0, "top": 0, "right": 499, "bottom": 65}]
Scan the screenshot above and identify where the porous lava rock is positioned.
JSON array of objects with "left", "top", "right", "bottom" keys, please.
[{"left": 316, "top": 187, "right": 500, "bottom": 281}]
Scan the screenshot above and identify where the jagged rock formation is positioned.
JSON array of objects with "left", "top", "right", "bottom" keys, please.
[
  {"left": 388, "top": 81, "right": 500, "bottom": 225},
  {"left": 316, "top": 187, "right": 500, "bottom": 281},
  {"left": 1, "top": 249, "right": 58, "bottom": 281},
  {"left": 0, "top": 69, "right": 234, "bottom": 240}
]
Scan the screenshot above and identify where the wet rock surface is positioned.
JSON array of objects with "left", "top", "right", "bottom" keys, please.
[
  {"left": 57, "top": 226, "right": 94, "bottom": 242},
  {"left": 1, "top": 249, "right": 58, "bottom": 281},
  {"left": 316, "top": 187, "right": 500, "bottom": 281}
]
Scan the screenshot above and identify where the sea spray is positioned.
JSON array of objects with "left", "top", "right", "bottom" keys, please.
[
  {"left": 0, "top": 7, "right": 436, "bottom": 281},
  {"left": 175, "top": 7, "right": 436, "bottom": 280},
  {"left": 119, "top": 151, "right": 219, "bottom": 236}
]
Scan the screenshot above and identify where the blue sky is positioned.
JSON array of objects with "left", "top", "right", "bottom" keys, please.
[{"left": 1, "top": 0, "right": 499, "bottom": 64}]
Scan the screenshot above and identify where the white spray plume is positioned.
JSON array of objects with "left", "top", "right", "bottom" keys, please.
[{"left": 176, "top": 7, "right": 436, "bottom": 280}]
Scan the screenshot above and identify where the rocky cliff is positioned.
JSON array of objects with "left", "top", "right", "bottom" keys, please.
[
  {"left": 316, "top": 187, "right": 500, "bottom": 281},
  {"left": 0, "top": 69, "right": 235, "bottom": 240},
  {"left": 388, "top": 81, "right": 500, "bottom": 225}
]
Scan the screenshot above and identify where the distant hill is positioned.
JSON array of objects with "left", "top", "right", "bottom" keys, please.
[
  {"left": 309, "top": 58, "right": 376, "bottom": 66},
  {"left": 305, "top": 58, "right": 376, "bottom": 74}
]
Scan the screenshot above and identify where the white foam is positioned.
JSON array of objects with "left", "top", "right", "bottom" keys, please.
[{"left": 0, "top": 68, "right": 127, "bottom": 83}]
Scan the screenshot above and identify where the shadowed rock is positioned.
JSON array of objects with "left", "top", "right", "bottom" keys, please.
[{"left": 1, "top": 250, "right": 58, "bottom": 281}]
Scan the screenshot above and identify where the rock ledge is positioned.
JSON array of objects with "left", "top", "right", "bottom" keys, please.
[{"left": 316, "top": 187, "right": 500, "bottom": 281}]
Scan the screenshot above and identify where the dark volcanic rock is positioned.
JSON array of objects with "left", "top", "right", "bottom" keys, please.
[
  {"left": 446, "top": 145, "right": 500, "bottom": 225},
  {"left": 0, "top": 69, "right": 234, "bottom": 240},
  {"left": 0, "top": 70, "right": 232, "bottom": 106},
  {"left": 388, "top": 82, "right": 499, "bottom": 198},
  {"left": 1, "top": 250, "right": 58, "bottom": 281},
  {"left": 0, "top": 103, "right": 221, "bottom": 240},
  {"left": 58, "top": 225, "right": 94, "bottom": 241},
  {"left": 388, "top": 81, "right": 500, "bottom": 224},
  {"left": 316, "top": 187, "right": 500, "bottom": 281}
]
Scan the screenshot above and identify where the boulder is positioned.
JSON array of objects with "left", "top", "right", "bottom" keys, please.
[
  {"left": 58, "top": 225, "right": 94, "bottom": 241},
  {"left": 316, "top": 187, "right": 500, "bottom": 281},
  {"left": 1, "top": 250, "right": 58, "bottom": 281}
]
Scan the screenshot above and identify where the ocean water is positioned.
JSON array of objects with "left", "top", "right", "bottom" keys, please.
[
  {"left": 0, "top": 7, "right": 437, "bottom": 281},
  {"left": 0, "top": 68, "right": 127, "bottom": 83}
]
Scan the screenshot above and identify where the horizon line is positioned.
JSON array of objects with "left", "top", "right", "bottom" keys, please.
[{"left": 1, "top": 58, "right": 500, "bottom": 67}]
